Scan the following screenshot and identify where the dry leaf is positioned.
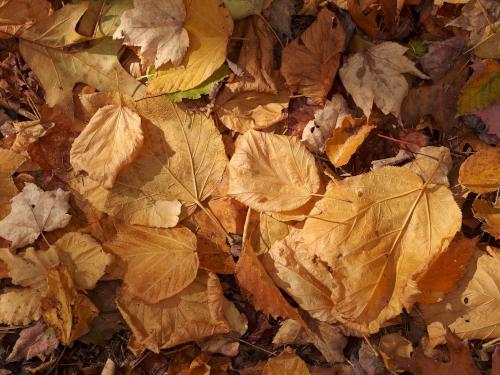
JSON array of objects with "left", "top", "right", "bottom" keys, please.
[
  {"left": 0, "top": 0, "right": 51, "bottom": 38},
  {"left": 263, "top": 349, "right": 310, "bottom": 375},
  {"left": 70, "top": 95, "right": 143, "bottom": 189},
  {"left": 459, "top": 147, "right": 500, "bottom": 194},
  {"left": 421, "top": 247, "right": 500, "bottom": 346},
  {"left": 378, "top": 333, "right": 413, "bottom": 373},
  {"left": 255, "top": 213, "right": 293, "bottom": 255},
  {"left": 325, "top": 115, "right": 375, "bottom": 168},
  {"left": 0, "top": 183, "right": 71, "bottom": 249},
  {"left": 0, "top": 149, "right": 26, "bottom": 219},
  {"left": 339, "top": 42, "right": 428, "bottom": 118},
  {"left": 114, "top": 0, "right": 189, "bottom": 68},
  {"left": 10, "top": 120, "right": 50, "bottom": 156},
  {"left": 116, "top": 271, "right": 232, "bottom": 353},
  {"left": 402, "top": 146, "right": 452, "bottom": 186},
  {"left": 473, "top": 200, "right": 500, "bottom": 239},
  {"left": 347, "top": 0, "right": 378, "bottom": 39},
  {"left": 41, "top": 266, "right": 99, "bottom": 344},
  {"left": 0, "top": 288, "right": 41, "bottom": 325},
  {"left": 6, "top": 321, "right": 59, "bottom": 363},
  {"left": 104, "top": 224, "right": 198, "bottom": 304},
  {"left": 266, "top": 0, "right": 295, "bottom": 41},
  {"left": 148, "top": 0, "right": 233, "bottom": 94},
  {"left": 419, "top": 36, "right": 466, "bottom": 81},
  {"left": 281, "top": 9, "right": 345, "bottom": 104},
  {"left": 228, "top": 130, "right": 322, "bottom": 212},
  {"left": 303, "top": 167, "right": 461, "bottom": 333}
]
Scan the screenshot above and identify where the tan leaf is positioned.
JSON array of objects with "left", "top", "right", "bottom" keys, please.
[
  {"left": 70, "top": 96, "right": 143, "bottom": 189},
  {"left": 41, "top": 266, "right": 99, "bottom": 344},
  {"left": 459, "top": 147, "right": 500, "bottom": 194},
  {"left": 6, "top": 321, "right": 59, "bottom": 363},
  {"left": 116, "top": 271, "right": 232, "bottom": 353},
  {"left": 281, "top": 9, "right": 345, "bottom": 104},
  {"left": 148, "top": 0, "right": 233, "bottom": 93},
  {"left": 378, "top": 333, "right": 413, "bottom": 373},
  {"left": 415, "top": 235, "right": 477, "bottom": 304},
  {"left": 473, "top": 200, "right": 500, "bottom": 239},
  {"left": 0, "top": 183, "right": 71, "bottom": 249},
  {"left": 262, "top": 229, "right": 337, "bottom": 322},
  {"left": 104, "top": 224, "right": 198, "bottom": 303},
  {"left": 402, "top": 146, "right": 452, "bottom": 186},
  {"left": 303, "top": 167, "right": 461, "bottom": 333},
  {"left": 71, "top": 96, "right": 226, "bottom": 228},
  {"left": 339, "top": 42, "right": 428, "bottom": 118},
  {"left": 53, "top": 232, "right": 112, "bottom": 290},
  {"left": 114, "top": 0, "right": 189, "bottom": 68},
  {"left": 421, "top": 247, "right": 500, "bottom": 346},
  {"left": 0, "top": 149, "right": 26, "bottom": 219},
  {"left": 0, "top": 287, "right": 41, "bottom": 325},
  {"left": 263, "top": 349, "right": 311, "bottom": 375},
  {"left": 255, "top": 213, "right": 293, "bottom": 255},
  {"left": 10, "top": 120, "right": 50, "bottom": 156},
  {"left": 228, "top": 130, "right": 321, "bottom": 212},
  {"left": 325, "top": 115, "right": 375, "bottom": 168},
  {"left": 0, "top": 0, "right": 51, "bottom": 38}
]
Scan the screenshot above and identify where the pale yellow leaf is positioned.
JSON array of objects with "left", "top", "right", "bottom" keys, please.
[
  {"left": 228, "top": 130, "right": 321, "bottom": 212},
  {"left": 0, "top": 288, "right": 41, "bottom": 325},
  {"left": 148, "top": 0, "right": 233, "bottom": 93},
  {"left": 104, "top": 224, "right": 198, "bottom": 303},
  {"left": 0, "top": 149, "right": 26, "bottom": 219},
  {"left": 459, "top": 147, "right": 500, "bottom": 194},
  {"left": 263, "top": 349, "right": 310, "bottom": 375},
  {"left": 255, "top": 213, "right": 293, "bottom": 255},
  {"left": 303, "top": 167, "right": 461, "bottom": 333}
]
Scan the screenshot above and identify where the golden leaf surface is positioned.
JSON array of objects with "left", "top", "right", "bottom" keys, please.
[
  {"left": 148, "top": 0, "right": 233, "bottom": 94},
  {"left": 263, "top": 350, "right": 311, "bottom": 375},
  {"left": 104, "top": 224, "right": 198, "bottom": 304},
  {"left": 71, "top": 96, "right": 227, "bottom": 228},
  {"left": 473, "top": 200, "right": 500, "bottom": 239},
  {"left": 116, "top": 271, "right": 232, "bottom": 353},
  {"left": 459, "top": 147, "right": 500, "bottom": 194},
  {"left": 228, "top": 130, "right": 321, "bottom": 212},
  {"left": 0, "top": 149, "right": 26, "bottom": 219},
  {"left": 303, "top": 167, "right": 461, "bottom": 332},
  {"left": 0, "top": 288, "right": 41, "bottom": 325}
]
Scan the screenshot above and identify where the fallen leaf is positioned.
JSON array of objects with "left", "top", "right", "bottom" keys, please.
[
  {"left": 371, "top": 149, "right": 413, "bottom": 170},
  {"left": 402, "top": 146, "right": 452, "bottom": 186},
  {"left": 421, "top": 247, "right": 500, "bottom": 346},
  {"left": 0, "top": 183, "right": 71, "bottom": 249},
  {"left": 0, "top": 0, "right": 51, "bottom": 38},
  {"left": 9, "top": 120, "right": 51, "bottom": 156},
  {"left": 228, "top": 130, "right": 322, "bottom": 212},
  {"left": 70, "top": 94, "right": 143, "bottom": 189},
  {"left": 77, "top": 0, "right": 133, "bottom": 38},
  {"left": 347, "top": 0, "right": 377, "bottom": 39},
  {"left": 148, "top": 0, "right": 233, "bottom": 94},
  {"left": 41, "top": 266, "right": 99, "bottom": 344},
  {"left": 223, "top": 0, "right": 264, "bottom": 20},
  {"left": 263, "top": 349, "right": 311, "bottom": 375},
  {"left": 6, "top": 321, "right": 59, "bottom": 363},
  {"left": 340, "top": 41, "right": 428, "bottom": 118},
  {"left": 474, "top": 23, "right": 500, "bottom": 59},
  {"left": 104, "top": 224, "right": 198, "bottom": 304},
  {"left": 325, "top": 115, "right": 375, "bottom": 168},
  {"left": 459, "top": 147, "right": 500, "bottom": 194},
  {"left": 303, "top": 167, "right": 461, "bottom": 333},
  {"left": 378, "top": 333, "right": 413, "bottom": 373},
  {"left": 473, "top": 200, "right": 500, "bottom": 239},
  {"left": 254, "top": 213, "right": 293, "bottom": 255},
  {"left": 114, "top": 0, "right": 189, "bottom": 68},
  {"left": 0, "top": 288, "right": 41, "bottom": 325},
  {"left": 281, "top": 9, "right": 345, "bottom": 104},
  {"left": 116, "top": 271, "right": 233, "bottom": 353},
  {"left": 266, "top": 0, "right": 295, "bottom": 41},
  {"left": 419, "top": 36, "right": 466, "bottom": 81},
  {"left": 0, "top": 149, "right": 26, "bottom": 219},
  {"left": 475, "top": 102, "right": 500, "bottom": 138}
]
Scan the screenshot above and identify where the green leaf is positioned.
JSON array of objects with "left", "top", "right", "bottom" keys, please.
[{"left": 223, "top": 0, "right": 263, "bottom": 20}]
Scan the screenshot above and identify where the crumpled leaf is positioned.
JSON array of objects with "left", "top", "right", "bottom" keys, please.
[
  {"left": 6, "top": 321, "right": 59, "bottom": 363},
  {"left": 104, "top": 224, "right": 198, "bottom": 304},
  {"left": 228, "top": 130, "right": 322, "bottom": 212},
  {"left": 378, "top": 333, "right": 413, "bottom": 373},
  {"left": 263, "top": 349, "right": 310, "bottom": 375},
  {"left": 473, "top": 200, "right": 500, "bottom": 239},
  {"left": 303, "top": 167, "right": 461, "bottom": 333},
  {"left": 71, "top": 96, "right": 226, "bottom": 228},
  {"left": 116, "top": 271, "right": 233, "bottom": 353},
  {"left": 114, "top": 0, "right": 189, "bottom": 68},
  {"left": 325, "top": 115, "right": 375, "bottom": 168},
  {"left": 148, "top": 0, "right": 233, "bottom": 94},
  {"left": 421, "top": 247, "right": 500, "bottom": 346},
  {"left": 0, "top": 0, "right": 51, "bottom": 38},
  {"left": 459, "top": 147, "right": 500, "bottom": 194},
  {"left": 0, "top": 149, "right": 26, "bottom": 219},
  {"left": 0, "top": 288, "right": 41, "bottom": 325},
  {"left": 281, "top": 9, "right": 345, "bottom": 104},
  {"left": 223, "top": 0, "right": 264, "bottom": 20},
  {"left": 340, "top": 42, "right": 428, "bottom": 118},
  {"left": 41, "top": 266, "right": 99, "bottom": 344},
  {"left": 9, "top": 120, "right": 51, "bottom": 156},
  {"left": 0, "top": 183, "right": 71, "bottom": 249},
  {"left": 402, "top": 146, "right": 452, "bottom": 186}
]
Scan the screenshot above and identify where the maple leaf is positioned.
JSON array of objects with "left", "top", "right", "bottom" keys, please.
[
  {"left": 0, "top": 183, "right": 71, "bottom": 249},
  {"left": 281, "top": 9, "right": 345, "bottom": 104},
  {"left": 114, "top": 0, "right": 189, "bottom": 68},
  {"left": 459, "top": 147, "right": 500, "bottom": 194},
  {"left": 104, "top": 224, "right": 198, "bottom": 304},
  {"left": 70, "top": 93, "right": 144, "bottom": 189},
  {"left": 228, "top": 130, "right": 322, "bottom": 212},
  {"left": 0, "top": 0, "right": 51, "bottom": 38},
  {"left": 0, "top": 149, "right": 26, "bottom": 219},
  {"left": 263, "top": 349, "right": 311, "bottom": 375},
  {"left": 0, "top": 288, "right": 41, "bottom": 325},
  {"left": 303, "top": 167, "right": 461, "bottom": 333},
  {"left": 339, "top": 42, "right": 428, "bottom": 118},
  {"left": 6, "top": 321, "right": 59, "bottom": 363},
  {"left": 473, "top": 200, "right": 500, "bottom": 239}
]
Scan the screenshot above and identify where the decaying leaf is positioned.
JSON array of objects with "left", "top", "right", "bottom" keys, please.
[
  {"left": 459, "top": 147, "right": 500, "bottom": 194},
  {"left": 114, "top": 0, "right": 189, "bottom": 68},
  {"left": 104, "top": 224, "right": 198, "bottom": 304},
  {"left": 0, "top": 0, "right": 51, "bottom": 38},
  {"left": 0, "top": 149, "right": 26, "bottom": 219},
  {"left": 473, "top": 200, "right": 500, "bottom": 239},
  {"left": 228, "top": 130, "right": 322, "bottom": 212},
  {"left": 339, "top": 42, "right": 428, "bottom": 118},
  {"left": 263, "top": 349, "right": 311, "bottom": 375},
  {"left": 303, "top": 167, "right": 461, "bottom": 332},
  {"left": 6, "top": 321, "right": 59, "bottom": 363},
  {"left": 77, "top": 0, "right": 133, "bottom": 38},
  {"left": 0, "top": 183, "right": 71, "bottom": 249},
  {"left": 0, "top": 288, "right": 41, "bottom": 325},
  {"left": 378, "top": 333, "right": 413, "bottom": 373},
  {"left": 402, "top": 146, "right": 452, "bottom": 186},
  {"left": 281, "top": 9, "right": 345, "bottom": 104}
]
